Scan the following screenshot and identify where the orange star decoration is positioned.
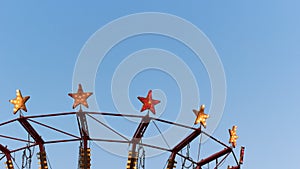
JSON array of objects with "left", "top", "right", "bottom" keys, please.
[
  {"left": 193, "top": 104, "right": 209, "bottom": 128},
  {"left": 137, "top": 90, "right": 160, "bottom": 114},
  {"left": 9, "top": 89, "right": 30, "bottom": 114},
  {"left": 68, "top": 84, "right": 93, "bottom": 109},
  {"left": 229, "top": 125, "right": 238, "bottom": 148}
]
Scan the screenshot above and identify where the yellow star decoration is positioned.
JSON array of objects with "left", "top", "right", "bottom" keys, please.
[
  {"left": 229, "top": 125, "right": 238, "bottom": 148},
  {"left": 193, "top": 104, "right": 209, "bottom": 128},
  {"left": 68, "top": 84, "right": 93, "bottom": 109},
  {"left": 9, "top": 89, "right": 30, "bottom": 114}
]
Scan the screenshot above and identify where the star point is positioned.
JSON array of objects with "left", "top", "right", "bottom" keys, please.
[
  {"left": 9, "top": 89, "right": 30, "bottom": 114},
  {"left": 229, "top": 125, "right": 238, "bottom": 148},
  {"left": 137, "top": 90, "right": 160, "bottom": 114},
  {"left": 68, "top": 84, "right": 93, "bottom": 109},
  {"left": 193, "top": 104, "right": 209, "bottom": 128}
]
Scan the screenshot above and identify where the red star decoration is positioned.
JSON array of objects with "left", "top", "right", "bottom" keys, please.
[
  {"left": 68, "top": 84, "right": 93, "bottom": 109},
  {"left": 137, "top": 90, "right": 160, "bottom": 114}
]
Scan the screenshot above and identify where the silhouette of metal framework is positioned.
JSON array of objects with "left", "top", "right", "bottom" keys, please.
[{"left": 0, "top": 87, "right": 245, "bottom": 169}]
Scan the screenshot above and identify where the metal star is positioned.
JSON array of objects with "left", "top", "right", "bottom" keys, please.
[
  {"left": 137, "top": 90, "right": 160, "bottom": 114},
  {"left": 9, "top": 89, "right": 30, "bottom": 114},
  {"left": 193, "top": 104, "right": 209, "bottom": 128},
  {"left": 68, "top": 84, "right": 93, "bottom": 109},
  {"left": 229, "top": 125, "right": 238, "bottom": 148}
]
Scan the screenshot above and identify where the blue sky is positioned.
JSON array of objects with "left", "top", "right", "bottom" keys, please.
[{"left": 0, "top": 1, "right": 300, "bottom": 169}]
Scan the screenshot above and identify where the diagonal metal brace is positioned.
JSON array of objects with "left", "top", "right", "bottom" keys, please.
[
  {"left": 196, "top": 147, "right": 232, "bottom": 169},
  {"left": 18, "top": 117, "right": 44, "bottom": 146},
  {"left": 127, "top": 114, "right": 151, "bottom": 169},
  {"left": 166, "top": 127, "right": 201, "bottom": 169}
]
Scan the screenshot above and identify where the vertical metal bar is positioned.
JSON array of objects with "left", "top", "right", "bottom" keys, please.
[{"left": 127, "top": 114, "right": 151, "bottom": 169}]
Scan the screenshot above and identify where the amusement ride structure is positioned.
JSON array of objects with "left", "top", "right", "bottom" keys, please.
[{"left": 0, "top": 84, "right": 245, "bottom": 169}]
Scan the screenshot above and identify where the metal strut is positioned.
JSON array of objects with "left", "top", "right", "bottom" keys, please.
[
  {"left": 17, "top": 116, "right": 48, "bottom": 169},
  {"left": 195, "top": 147, "right": 232, "bottom": 169},
  {"left": 77, "top": 109, "right": 91, "bottom": 169},
  {"left": 228, "top": 165, "right": 240, "bottom": 169},
  {"left": 167, "top": 127, "right": 202, "bottom": 169},
  {"left": 127, "top": 114, "right": 151, "bottom": 169},
  {"left": 0, "top": 144, "right": 14, "bottom": 169}
]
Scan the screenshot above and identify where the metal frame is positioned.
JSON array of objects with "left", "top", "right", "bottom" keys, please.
[
  {"left": 0, "top": 112, "right": 242, "bottom": 169},
  {"left": 127, "top": 114, "right": 151, "bottom": 169},
  {"left": 0, "top": 144, "right": 14, "bottom": 169}
]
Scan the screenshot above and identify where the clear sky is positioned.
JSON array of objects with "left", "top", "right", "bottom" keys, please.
[{"left": 0, "top": 1, "right": 300, "bottom": 169}]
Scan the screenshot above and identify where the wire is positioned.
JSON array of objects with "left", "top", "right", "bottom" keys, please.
[
  {"left": 162, "top": 159, "right": 168, "bottom": 169},
  {"left": 87, "top": 114, "right": 129, "bottom": 141},
  {"left": 197, "top": 133, "right": 203, "bottom": 161},
  {"left": 201, "top": 131, "right": 229, "bottom": 148},
  {"left": 180, "top": 144, "right": 193, "bottom": 169},
  {"left": 137, "top": 142, "right": 146, "bottom": 169},
  {"left": 214, "top": 152, "right": 229, "bottom": 169},
  {"left": 231, "top": 150, "right": 239, "bottom": 165},
  {"left": 22, "top": 134, "right": 34, "bottom": 169},
  {"left": 46, "top": 155, "right": 53, "bottom": 169},
  {"left": 11, "top": 152, "right": 21, "bottom": 169},
  {"left": 11, "top": 156, "right": 21, "bottom": 169},
  {"left": 152, "top": 121, "right": 171, "bottom": 149}
]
